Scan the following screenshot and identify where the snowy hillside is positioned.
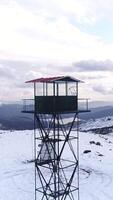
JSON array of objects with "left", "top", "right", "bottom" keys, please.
[
  {"left": 80, "top": 116, "right": 113, "bottom": 131},
  {"left": 0, "top": 130, "right": 34, "bottom": 200},
  {"left": 1, "top": 121, "right": 113, "bottom": 200},
  {"left": 80, "top": 131, "right": 113, "bottom": 200}
]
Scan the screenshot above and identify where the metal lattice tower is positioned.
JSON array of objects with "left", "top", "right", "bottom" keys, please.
[{"left": 22, "top": 76, "right": 89, "bottom": 200}]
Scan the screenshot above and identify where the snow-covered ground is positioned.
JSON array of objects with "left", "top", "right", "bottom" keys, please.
[
  {"left": 1, "top": 121, "right": 113, "bottom": 200},
  {"left": 80, "top": 131, "right": 113, "bottom": 200},
  {"left": 0, "top": 130, "right": 34, "bottom": 200}
]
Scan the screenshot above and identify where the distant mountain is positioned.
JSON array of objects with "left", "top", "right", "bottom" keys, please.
[
  {"left": 89, "top": 101, "right": 113, "bottom": 108},
  {"left": 0, "top": 103, "right": 34, "bottom": 130},
  {"left": 0, "top": 103, "right": 113, "bottom": 130},
  {"left": 80, "top": 106, "right": 113, "bottom": 120}
]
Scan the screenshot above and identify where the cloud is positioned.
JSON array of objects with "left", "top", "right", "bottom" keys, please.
[
  {"left": 0, "top": 65, "right": 15, "bottom": 79},
  {"left": 0, "top": 60, "right": 42, "bottom": 81},
  {"left": 0, "top": 0, "right": 113, "bottom": 63},
  {"left": 92, "top": 84, "right": 113, "bottom": 95},
  {"left": 0, "top": 58, "right": 113, "bottom": 101},
  {"left": 0, "top": 59, "right": 66, "bottom": 90},
  {"left": 0, "top": 1, "right": 113, "bottom": 101},
  {"left": 79, "top": 74, "right": 107, "bottom": 80},
  {"left": 16, "top": 0, "right": 113, "bottom": 24},
  {"left": 74, "top": 60, "right": 113, "bottom": 72}
]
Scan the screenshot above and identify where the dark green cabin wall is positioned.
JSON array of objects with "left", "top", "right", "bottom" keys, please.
[{"left": 35, "top": 96, "right": 77, "bottom": 114}]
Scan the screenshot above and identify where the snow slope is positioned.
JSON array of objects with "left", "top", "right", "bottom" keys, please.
[
  {"left": 0, "top": 125, "right": 113, "bottom": 200},
  {"left": 80, "top": 116, "right": 113, "bottom": 131},
  {"left": 0, "top": 130, "right": 34, "bottom": 200},
  {"left": 80, "top": 131, "right": 113, "bottom": 200}
]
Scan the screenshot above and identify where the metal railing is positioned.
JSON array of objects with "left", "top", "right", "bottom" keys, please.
[
  {"left": 22, "top": 98, "right": 89, "bottom": 113},
  {"left": 78, "top": 98, "right": 89, "bottom": 112},
  {"left": 22, "top": 99, "right": 34, "bottom": 112}
]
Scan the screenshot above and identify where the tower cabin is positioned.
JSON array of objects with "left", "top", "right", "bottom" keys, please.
[{"left": 22, "top": 76, "right": 89, "bottom": 114}]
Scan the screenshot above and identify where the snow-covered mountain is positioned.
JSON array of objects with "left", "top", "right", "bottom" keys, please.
[{"left": 80, "top": 116, "right": 113, "bottom": 132}]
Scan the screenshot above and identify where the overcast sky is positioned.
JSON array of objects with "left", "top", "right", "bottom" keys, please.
[{"left": 1, "top": 0, "right": 113, "bottom": 102}]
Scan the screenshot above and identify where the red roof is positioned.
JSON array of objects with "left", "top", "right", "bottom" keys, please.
[
  {"left": 26, "top": 76, "right": 82, "bottom": 83},
  {"left": 26, "top": 76, "right": 63, "bottom": 83}
]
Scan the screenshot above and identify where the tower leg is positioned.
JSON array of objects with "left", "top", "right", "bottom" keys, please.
[{"left": 34, "top": 113, "right": 79, "bottom": 200}]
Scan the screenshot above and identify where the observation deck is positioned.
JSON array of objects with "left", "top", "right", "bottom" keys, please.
[
  {"left": 22, "top": 76, "right": 90, "bottom": 114},
  {"left": 22, "top": 98, "right": 90, "bottom": 114}
]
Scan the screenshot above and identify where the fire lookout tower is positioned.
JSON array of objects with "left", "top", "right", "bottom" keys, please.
[{"left": 22, "top": 76, "right": 89, "bottom": 200}]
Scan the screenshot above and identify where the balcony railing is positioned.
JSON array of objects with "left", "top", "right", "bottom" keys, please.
[
  {"left": 22, "top": 98, "right": 90, "bottom": 113},
  {"left": 22, "top": 99, "right": 34, "bottom": 113},
  {"left": 78, "top": 98, "right": 89, "bottom": 112}
]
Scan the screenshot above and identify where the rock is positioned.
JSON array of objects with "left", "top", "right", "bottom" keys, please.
[
  {"left": 83, "top": 150, "right": 91, "bottom": 154},
  {"left": 98, "top": 153, "right": 103, "bottom": 157},
  {"left": 89, "top": 141, "right": 95, "bottom": 144},
  {"left": 96, "top": 142, "right": 101, "bottom": 146},
  {"left": 107, "top": 118, "right": 111, "bottom": 121}
]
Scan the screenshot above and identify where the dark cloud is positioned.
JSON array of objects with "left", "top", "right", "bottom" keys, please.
[
  {"left": 92, "top": 85, "right": 113, "bottom": 95},
  {"left": 0, "top": 65, "right": 14, "bottom": 79},
  {"left": 0, "top": 59, "right": 66, "bottom": 90},
  {"left": 79, "top": 74, "right": 107, "bottom": 81},
  {"left": 73, "top": 60, "right": 113, "bottom": 72},
  {"left": 0, "top": 59, "right": 112, "bottom": 88},
  {"left": 0, "top": 58, "right": 113, "bottom": 101},
  {"left": 0, "top": 60, "right": 39, "bottom": 93},
  {"left": 0, "top": 59, "right": 42, "bottom": 79}
]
